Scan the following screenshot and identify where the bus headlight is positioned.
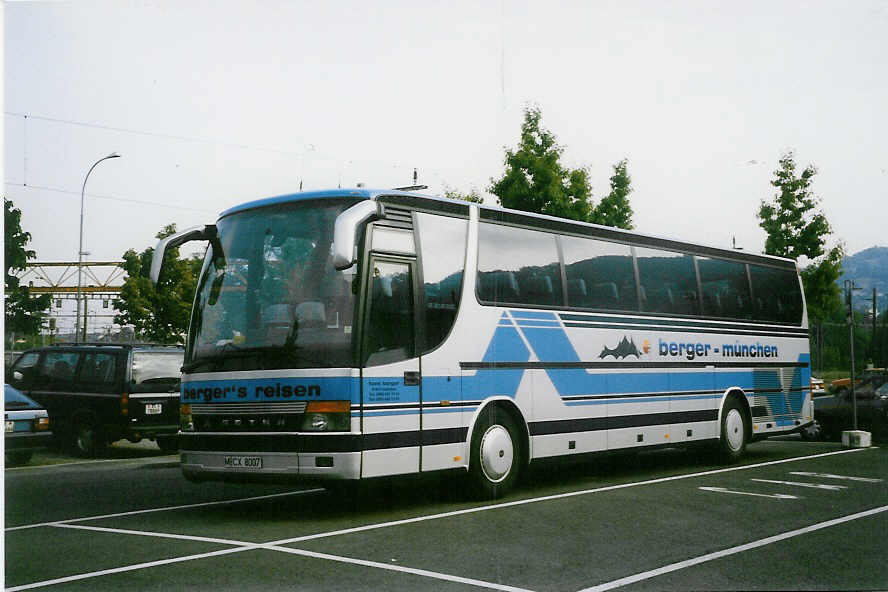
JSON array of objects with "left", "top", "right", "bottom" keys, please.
[
  {"left": 309, "top": 414, "right": 329, "bottom": 430},
  {"left": 301, "top": 401, "right": 350, "bottom": 431}
]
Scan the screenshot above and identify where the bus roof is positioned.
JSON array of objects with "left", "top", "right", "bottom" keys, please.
[
  {"left": 219, "top": 188, "right": 414, "bottom": 219},
  {"left": 217, "top": 188, "right": 797, "bottom": 269}
]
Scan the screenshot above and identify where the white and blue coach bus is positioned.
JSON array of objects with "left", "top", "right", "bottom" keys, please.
[{"left": 151, "top": 189, "right": 812, "bottom": 498}]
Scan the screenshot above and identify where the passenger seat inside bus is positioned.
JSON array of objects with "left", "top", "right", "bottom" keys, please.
[
  {"left": 589, "top": 282, "right": 619, "bottom": 307},
  {"left": 524, "top": 276, "right": 555, "bottom": 305},
  {"left": 481, "top": 271, "right": 520, "bottom": 302},
  {"left": 567, "top": 278, "right": 587, "bottom": 305}
]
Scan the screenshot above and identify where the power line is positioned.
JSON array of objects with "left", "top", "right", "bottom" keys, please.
[
  {"left": 3, "top": 111, "right": 452, "bottom": 182},
  {"left": 3, "top": 182, "right": 218, "bottom": 214},
  {"left": 4, "top": 111, "right": 305, "bottom": 158},
  {"left": 4, "top": 111, "right": 482, "bottom": 193}
]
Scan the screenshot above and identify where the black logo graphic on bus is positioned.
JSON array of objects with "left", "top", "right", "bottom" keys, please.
[{"left": 599, "top": 336, "right": 642, "bottom": 359}]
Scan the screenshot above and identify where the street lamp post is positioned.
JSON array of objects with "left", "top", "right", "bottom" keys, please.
[{"left": 76, "top": 152, "right": 120, "bottom": 343}]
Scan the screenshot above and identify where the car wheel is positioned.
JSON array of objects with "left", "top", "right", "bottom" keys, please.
[
  {"left": 73, "top": 415, "right": 105, "bottom": 458},
  {"left": 468, "top": 406, "right": 523, "bottom": 500},
  {"left": 800, "top": 420, "right": 822, "bottom": 441},
  {"left": 719, "top": 398, "right": 749, "bottom": 462}
]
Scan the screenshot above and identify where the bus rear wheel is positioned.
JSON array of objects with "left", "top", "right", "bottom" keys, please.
[
  {"left": 468, "top": 406, "right": 523, "bottom": 499},
  {"left": 719, "top": 398, "right": 748, "bottom": 462}
]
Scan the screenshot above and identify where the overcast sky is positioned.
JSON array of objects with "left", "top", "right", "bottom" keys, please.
[{"left": 5, "top": 0, "right": 887, "bottom": 271}]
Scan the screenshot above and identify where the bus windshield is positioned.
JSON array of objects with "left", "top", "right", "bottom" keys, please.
[{"left": 186, "top": 199, "right": 361, "bottom": 372}]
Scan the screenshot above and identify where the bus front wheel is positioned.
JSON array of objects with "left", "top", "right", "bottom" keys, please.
[
  {"left": 468, "top": 406, "right": 522, "bottom": 499},
  {"left": 719, "top": 398, "right": 748, "bottom": 462}
]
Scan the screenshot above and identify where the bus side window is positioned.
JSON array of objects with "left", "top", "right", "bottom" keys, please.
[
  {"left": 477, "top": 223, "right": 562, "bottom": 307},
  {"left": 636, "top": 247, "right": 699, "bottom": 316},
  {"left": 415, "top": 213, "right": 467, "bottom": 353},
  {"left": 698, "top": 257, "right": 752, "bottom": 320},
  {"left": 562, "top": 235, "right": 637, "bottom": 312}
]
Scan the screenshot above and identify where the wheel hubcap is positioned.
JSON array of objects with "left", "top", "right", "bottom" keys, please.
[
  {"left": 480, "top": 425, "right": 514, "bottom": 483},
  {"left": 725, "top": 409, "right": 744, "bottom": 451}
]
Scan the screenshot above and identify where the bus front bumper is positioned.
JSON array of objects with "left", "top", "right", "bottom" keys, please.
[{"left": 180, "top": 449, "right": 361, "bottom": 482}]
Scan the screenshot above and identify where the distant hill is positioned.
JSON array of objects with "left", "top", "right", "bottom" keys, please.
[{"left": 840, "top": 246, "right": 888, "bottom": 312}]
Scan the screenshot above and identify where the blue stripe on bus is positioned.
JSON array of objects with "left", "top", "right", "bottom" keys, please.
[
  {"left": 182, "top": 376, "right": 357, "bottom": 404},
  {"left": 509, "top": 310, "right": 558, "bottom": 320}
]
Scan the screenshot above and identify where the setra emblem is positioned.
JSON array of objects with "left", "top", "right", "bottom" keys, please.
[{"left": 599, "top": 336, "right": 642, "bottom": 359}]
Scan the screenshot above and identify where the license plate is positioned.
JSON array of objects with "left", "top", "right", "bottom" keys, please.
[
  {"left": 5, "top": 421, "right": 13, "bottom": 433},
  {"left": 145, "top": 403, "right": 162, "bottom": 415},
  {"left": 224, "top": 455, "right": 263, "bottom": 469}
]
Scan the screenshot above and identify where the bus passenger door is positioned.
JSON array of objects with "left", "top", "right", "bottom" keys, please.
[{"left": 360, "top": 256, "right": 421, "bottom": 478}]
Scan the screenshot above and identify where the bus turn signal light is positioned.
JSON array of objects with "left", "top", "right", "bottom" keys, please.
[{"left": 306, "top": 401, "right": 350, "bottom": 413}]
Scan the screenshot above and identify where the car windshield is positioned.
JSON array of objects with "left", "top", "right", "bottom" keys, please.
[{"left": 186, "top": 198, "right": 361, "bottom": 371}]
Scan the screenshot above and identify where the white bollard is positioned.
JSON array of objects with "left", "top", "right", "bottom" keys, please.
[{"left": 841, "top": 430, "right": 872, "bottom": 448}]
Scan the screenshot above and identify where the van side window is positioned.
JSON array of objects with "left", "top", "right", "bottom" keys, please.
[
  {"left": 37, "top": 352, "right": 81, "bottom": 387},
  {"left": 77, "top": 353, "right": 119, "bottom": 393}
]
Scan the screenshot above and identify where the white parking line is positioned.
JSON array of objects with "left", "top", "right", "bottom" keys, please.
[
  {"left": 5, "top": 446, "right": 879, "bottom": 591},
  {"left": 271, "top": 447, "right": 872, "bottom": 546},
  {"left": 16, "top": 523, "right": 535, "bottom": 592},
  {"left": 9, "top": 448, "right": 875, "bottom": 535},
  {"left": 270, "top": 546, "right": 535, "bottom": 592},
  {"left": 750, "top": 478, "right": 847, "bottom": 491},
  {"left": 789, "top": 471, "right": 883, "bottom": 483},
  {"left": 578, "top": 505, "right": 888, "bottom": 592},
  {"left": 54, "top": 523, "right": 253, "bottom": 546},
  {"left": 698, "top": 487, "right": 797, "bottom": 499},
  {"left": 5, "top": 489, "right": 324, "bottom": 532},
  {"left": 5, "top": 547, "right": 250, "bottom": 592}
]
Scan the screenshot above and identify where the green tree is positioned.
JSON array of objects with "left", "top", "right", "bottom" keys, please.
[
  {"left": 489, "top": 107, "right": 634, "bottom": 229},
  {"left": 801, "top": 244, "right": 844, "bottom": 323},
  {"left": 4, "top": 198, "right": 51, "bottom": 344},
  {"left": 442, "top": 186, "right": 484, "bottom": 203},
  {"left": 591, "top": 159, "right": 634, "bottom": 230},
  {"left": 113, "top": 224, "right": 203, "bottom": 343},
  {"left": 757, "top": 151, "right": 843, "bottom": 323},
  {"left": 489, "top": 107, "right": 595, "bottom": 222}
]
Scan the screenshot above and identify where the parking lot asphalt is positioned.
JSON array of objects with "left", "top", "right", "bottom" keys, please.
[{"left": 5, "top": 439, "right": 887, "bottom": 591}]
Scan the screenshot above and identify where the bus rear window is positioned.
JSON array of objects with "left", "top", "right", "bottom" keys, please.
[{"left": 749, "top": 265, "right": 803, "bottom": 324}]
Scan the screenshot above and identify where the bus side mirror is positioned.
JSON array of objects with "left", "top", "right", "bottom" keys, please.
[
  {"left": 332, "top": 201, "right": 385, "bottom": 270},
  {"left": 150, "top": 225, "right": 216, "bottom": 285}
]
